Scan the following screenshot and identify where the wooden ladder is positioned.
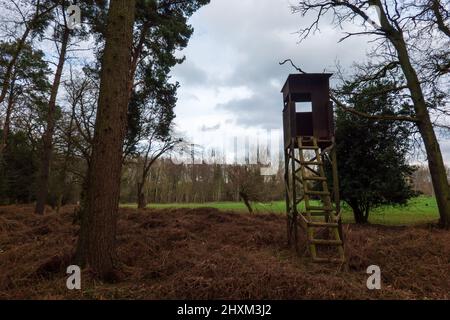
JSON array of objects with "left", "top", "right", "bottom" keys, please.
[{"left": 298, "top": 136, "right": 345, "bottom": 263}]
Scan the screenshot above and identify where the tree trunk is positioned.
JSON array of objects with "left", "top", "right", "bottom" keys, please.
[
  {"left": 34, "top": 27, "right": 70, "bottom": 215},
  {"left": 391, "top": 35, "right": 450, "bottom": 228},
  {"left": 375, "top": 1, "right": 450, "bottom": 228},
  {"left": 417, "top": 115, "right": 450, "bottom": 228},
  {"left": 137, "top": 158, "right": 151, "bottom": 210},
  {"left": 137, "top": 182, "right": 146, "bottom": 209},
  {"left": 349, "top": 200, "right": 368, "bottom": 224},
  {"left": 239, "top": 191, "right": 253, "bottom": 213},
  {"left": 0, "top": 78, "right": 16, "bottom": 154},
  {"left": 352, "top": 206, "right": 362, "bottom": 224},
  {"left": 353, "top": 210, "right": 366, "bottom": 224},
  {"left": 127, "top": 21, "right": 150, "bottom": 97},
  {"left": 363, "top": 207, "right": 370, "bottom": 224},
  {"left": 56, "top": 108, "right": 76, "bottom": 214},
  {"left": 75, "top": 0, "right": 136, "bottom": 279}
]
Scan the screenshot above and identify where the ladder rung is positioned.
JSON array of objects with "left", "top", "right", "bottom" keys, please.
[
  {"left": 317, "top": 138, "right": 332, "bottom": 142},
  {"left": 298, "top": 146, "right": 319, "bottom": 150},
  {"left": 303, "top": 176, "right": 326, "bottom": 181},
  {"left": 309, "top": 239, "right": 343, "bottom": 245},
  {"left": 300, "top": 161, "right": 322, "bottom": 166},
  {"left": 307, "top": 221, "right": 338, "bottom": 228},
  {"left": 307, "top": 211, "right": 329, "bottom": 217},
  {"left": 313, "top": 257, "right": 345, "bottom": 263},
  {"left": 305, "top": 190, "right": 330, "bottom": 196},
  {"left": 306, "top": 206, "right": 332, "bottom": 211}
]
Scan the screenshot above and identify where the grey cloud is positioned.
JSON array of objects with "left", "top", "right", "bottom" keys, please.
[
  {"left": 217, "top": 83, "right": 283, "bottom": 129},
  {"left": 174, "top": 60, "right": 209, "bottom": 85},
  {"left": 200, "top": 123, "right": 221, "bottom": 132},
  {"left": 189, "top": 0, "right": 366, "bottom": 85}
]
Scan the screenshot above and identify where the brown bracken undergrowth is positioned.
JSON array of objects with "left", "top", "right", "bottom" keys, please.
[{"left": 0, "top": 205, "right": 449, "bottom": 299}]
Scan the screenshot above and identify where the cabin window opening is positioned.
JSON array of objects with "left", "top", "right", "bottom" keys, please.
[{"left": 295, "top": 101, "right": 312, "bottom": 113}]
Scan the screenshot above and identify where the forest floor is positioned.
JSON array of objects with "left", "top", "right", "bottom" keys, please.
[{"left": 0, "top": 204, "right": 449, "bottom": 299}]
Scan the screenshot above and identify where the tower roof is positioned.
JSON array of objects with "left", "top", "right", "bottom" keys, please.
[{"left": 281, "top": 73, "right": 333, "bottom": 93}]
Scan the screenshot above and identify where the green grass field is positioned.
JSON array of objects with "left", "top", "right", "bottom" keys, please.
[{"left": 122, "top": 196, "right": 440, "bottom": 226}]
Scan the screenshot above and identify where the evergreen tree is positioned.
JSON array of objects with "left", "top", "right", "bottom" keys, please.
[
  {"left": 0, "top": 130, "right": 38, "bottom": 204},
  {"left": 334, "top": 81, "right": 416, "bottom": 224}
]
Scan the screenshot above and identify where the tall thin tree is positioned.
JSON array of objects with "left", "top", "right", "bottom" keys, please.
[
  {"left": 35, "top": 4, "right": 71, "bottom": 214},
  {"left": 75, "top": 0, "right": 136, "bottom": 278}
]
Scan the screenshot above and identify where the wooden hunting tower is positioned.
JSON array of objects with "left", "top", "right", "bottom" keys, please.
[
  {"left": 282, "top": 73, "right": 345, "bottom": 263},
  {"left": 282, "top": 73, "right": 334, "bottom": 148}
]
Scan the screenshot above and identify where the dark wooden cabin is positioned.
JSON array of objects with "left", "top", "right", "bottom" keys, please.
[{"left": 281, "top": 73, "right": 334, "bottom": 149}]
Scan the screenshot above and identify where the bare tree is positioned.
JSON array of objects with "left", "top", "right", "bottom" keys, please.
[
  {"left": 61, "top": 67, "right": 98, "bottom": 168},
  {"left": 227, "top": 164, "right": 270, "bottom": 213},
  {"left": 136, "top": 135, "right": 181, "bottom": 209}
]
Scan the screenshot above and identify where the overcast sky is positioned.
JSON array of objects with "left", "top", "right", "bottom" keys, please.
[{"left": 168, "top": 0, "right": 450, "bottom": 166}]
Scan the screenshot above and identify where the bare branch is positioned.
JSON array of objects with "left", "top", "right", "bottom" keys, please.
[
  {"left": 279, "top": 59, "right": 307, "bottom": 74},
  {"left": 330, "top": 94, "right": 419, "bottom": 122},
  {"left": 431, "top": 0, "right": 450, "bottom": 38}
]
